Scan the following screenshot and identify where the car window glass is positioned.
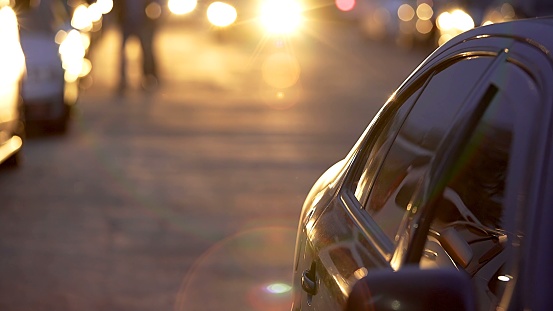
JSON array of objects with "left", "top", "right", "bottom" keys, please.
[
  {"left": 365, "top": 57, "right": 493, "bottom": 242},
  {"left": 353, "top": 91, "right": 418, "bottom": 204},
  {"left": 420, "top": 62, "right": 540, "bottom": 311}
]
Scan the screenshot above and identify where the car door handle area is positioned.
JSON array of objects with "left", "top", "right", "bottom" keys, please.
[{"left": 301, "top": 262, "right": 318, "bottom": 296}]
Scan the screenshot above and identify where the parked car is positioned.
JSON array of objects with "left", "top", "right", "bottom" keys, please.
[
  {"left": 16, "top": 0, "right": 87, "bottom": 133},
  {"left": 0, "top": 2, "right": 26, "bottom": 167},
  {"left": 291, "top": 17, "right": 553, "bottom": 311}
]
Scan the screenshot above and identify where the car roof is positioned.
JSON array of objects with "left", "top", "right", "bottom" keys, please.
[{"left": 441, "top": 17, "right": 553, "bottom": 54}]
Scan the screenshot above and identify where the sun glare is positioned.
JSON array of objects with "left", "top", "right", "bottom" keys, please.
[{"left": 260, "top": 0, "right": 302, "bottom": 34}]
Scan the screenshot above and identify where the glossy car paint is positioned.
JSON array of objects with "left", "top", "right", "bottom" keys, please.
[{"left": 292, "top": 17, "right": 553, "bottom": 311}]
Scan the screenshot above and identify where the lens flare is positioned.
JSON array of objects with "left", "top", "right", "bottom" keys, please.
[
  {"left": 174, "top": 227, "right": 296, "bottom": 311},
  {"left": 260, "top": 0, "right": 302, "bottom": 34},
  {"left": 265, "top": 283, "right": 292, "bottom": 294},
  {"left": 262, "top": 52, "right": 301, "bottom": 89}
]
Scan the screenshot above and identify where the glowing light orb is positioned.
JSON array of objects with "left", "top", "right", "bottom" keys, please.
[
  {"left": 260, "top": 0, "right": 302, "bottom": 34},
  {"left": 397, "top": 4, "right": 415, "bottom": 22},
  {"left": 71, "top": 4, "right": 93, "bottom": 31},
  {"left": 207, "top": 2, "right": 237, "bottom": 27},
  {"left": 168, "top": 0, "right": 197, "bottom": 15},
  {"left": 498, "top": 275, "right": 513, "bottom": 282},
  {"left": 335, "top": 0, "right": 355, "bottom": 12},
  {"left": 265, "top": 283, "right": 292, "bottom": 294}
]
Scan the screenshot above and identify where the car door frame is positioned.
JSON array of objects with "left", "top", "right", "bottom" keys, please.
[
  {"left": 296, "top": 36, "right": 519, "bottom": 311},
  {"left": 395, "top": 34, "right": 553, "bottom": 310}
]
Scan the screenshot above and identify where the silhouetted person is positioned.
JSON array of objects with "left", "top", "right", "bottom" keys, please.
[{"left": 113, "top": 0, "right": 162, "bottom": 92}]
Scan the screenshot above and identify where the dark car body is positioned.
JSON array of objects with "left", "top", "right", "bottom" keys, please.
[{"left": 291, "top": 17, "right": 553, "bottom": 311}]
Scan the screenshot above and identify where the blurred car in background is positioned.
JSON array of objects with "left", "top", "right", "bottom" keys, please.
[
  {"left": 0, "top": 1, "right": 26, "bottom": 167},
  {"left": 16, "top": 0, "right": 91, "bottom": 133},
  {"left": 291, "top": 17, "right": 553, "bottom": 311}
]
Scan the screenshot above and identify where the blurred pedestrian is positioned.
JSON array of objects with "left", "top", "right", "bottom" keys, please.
[{"left": 113, "top": 0, "right": 163, "bottom": 92}]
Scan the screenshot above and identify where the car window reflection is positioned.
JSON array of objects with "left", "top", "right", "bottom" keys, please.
[
  {"left": 422, "top": 62, "right": 541, "bottom": 311},
  {"left": 363, "top": 57, "right": 493, "bottom": 242}
]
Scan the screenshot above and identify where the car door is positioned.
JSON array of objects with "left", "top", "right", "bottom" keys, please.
[
  {"left": 391, "top": 39, "right": 553, "bottom": 311},
  {"left": 295, "top": 37, "right": 519, "bottom": 311}
]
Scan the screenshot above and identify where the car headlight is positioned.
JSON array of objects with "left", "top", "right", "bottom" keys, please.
[
  {"left": 207, "top": 2, "right": 237, "bottom": 27},
  {"left": 259, "top": 0, "right": 302, "bottom": 35}
]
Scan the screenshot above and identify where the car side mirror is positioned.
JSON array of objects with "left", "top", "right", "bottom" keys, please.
[{"left": 345, "top": 267, "right": 476, "bottom": 311}]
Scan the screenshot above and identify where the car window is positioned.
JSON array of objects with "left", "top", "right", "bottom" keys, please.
[
  {"left": 353, "top": 89, "right": 419, "bottom": 205},
  {"left": 362, "top": 56, "right": 494, "bottom": 242},
  {"left": 420, "top": 61, "right": 540, "bottom": 310}
]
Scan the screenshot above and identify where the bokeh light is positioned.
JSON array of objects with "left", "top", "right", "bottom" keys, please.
[
  {"left": 0, "top": 5, "right": 19, "bottom": 41},
  {"left": 260, "top": 0, "right": 302, "bottom": 34},
  {"left": 335, "top": 0, "right": 355, "bottom": 12},
  {"left": 145, "top": 2, "right": 162, "bottom": 19},
  {"left": 436, "top": 9, "right": 475, "bottom": 45},
  {"left": 416, "top": 3, "right": 433, "bottom": 20},
  {"left": 168, "top": 0, "right": 197, "bottom": 15},
  {"left": 0, "top": 5, "right": 25, "bottom": 85},
  {"left": 96, "top": 0, "right": 113, "bottom": 14},
  {"left": 437, "top": 9, "right": 474, "bottom": 31},
  {"left": 207, "top": 2, "right": 237, "bottom": 27},
  {"left": 174, "top": 227, "right": 296, "bottom": 311},
  {"left": 58, "top": 30, "right": 89, "bottom": 82},
  {"left": 71, "top": 4, "right": 93, "bottom": 31},
  {"left": 87, "top": 2, "right": 103, "bottom": 22},
  {"left": 397, "top": 4, "right": 415, "bottom": 22},
  {"left": 416, "top": 19, "right": 433, "bottom": 34}
]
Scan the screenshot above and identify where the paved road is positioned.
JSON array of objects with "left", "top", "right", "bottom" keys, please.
[{"left": 0, "top": 15, "right": 428, "bottom": 311}]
